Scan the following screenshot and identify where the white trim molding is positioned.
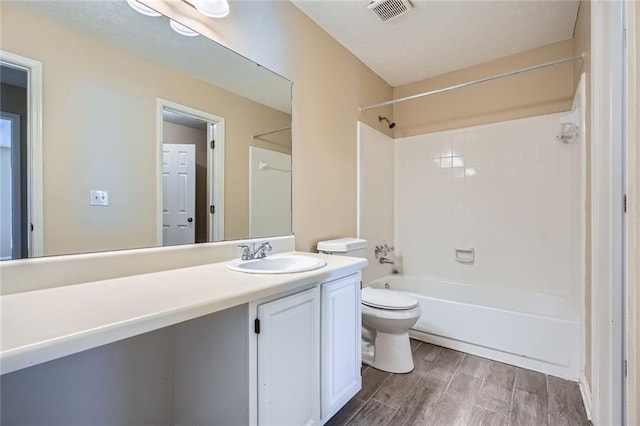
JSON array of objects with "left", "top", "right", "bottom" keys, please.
[
  {"left": 580, "top": 374, "right": 594, "bottom": 421},
  {"left": 155, "top": 99, "right": 225, "bottom": 246},
  {"left": 590, "top": 1, "right": 626, "bottom": 424},
  {"left": 0, "top": 50, "right": 43, "bottom": 258},
  {"left": 625, "top": 0, "right": 639, "bottom": 424}
]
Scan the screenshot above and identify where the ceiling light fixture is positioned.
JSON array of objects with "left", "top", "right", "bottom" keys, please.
[
  {"left": 126, "top": 0, "right": 162, "bottom": 17},
  {"left": 192, "top": 0, "right": 230, "bottom": 18},
  {"left": 169, "top": 19, "right": 200, "bottom": 37},
  {"left": 127, "top": 0, "right": 230, "bottom": 38}
]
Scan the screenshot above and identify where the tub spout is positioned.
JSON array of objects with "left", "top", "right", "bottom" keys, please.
[{"left": 379, "top": 257, "right": 394, "bottom": 265}]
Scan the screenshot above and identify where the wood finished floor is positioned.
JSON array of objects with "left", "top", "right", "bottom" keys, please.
[{"left": 327, "top": 340, "right": 591, "bottom": 426}]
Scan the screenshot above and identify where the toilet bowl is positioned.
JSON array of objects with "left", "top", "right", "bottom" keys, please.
[{"left": 361, "top": 286, "right": 421, "bottom": 374}]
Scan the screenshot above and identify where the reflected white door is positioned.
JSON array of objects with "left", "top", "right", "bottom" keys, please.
[
  {"left": 249, "top": 147, "right": 291, "bottom": 238},
  {"left": 163, "top": 143, "right": 195, "bottom": 246},
  {"left": 0, "top": 112, "right": 20, "bottom": 260}
]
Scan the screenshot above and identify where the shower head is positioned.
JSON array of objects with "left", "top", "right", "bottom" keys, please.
[{"left": 379, "top": 115, "right": 396, "bottom": 129}]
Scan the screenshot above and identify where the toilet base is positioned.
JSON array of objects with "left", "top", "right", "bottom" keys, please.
[{"left": 362, "top": 331, "right": 414, "bottom": 373}]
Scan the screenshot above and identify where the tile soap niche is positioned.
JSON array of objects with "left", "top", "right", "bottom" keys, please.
[{"left": 455, "top": 248, "right": 475, "bottom": 264}]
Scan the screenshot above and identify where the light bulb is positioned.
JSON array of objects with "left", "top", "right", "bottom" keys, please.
[
  {"left": 169, "top": 20, "right": 199, "bottom": 37},
  {"left": 193, "top": 0, "right": 230, "bottom": 18},
  {"left": 126, "top": 0, "right": 162, "bottom": 17}
]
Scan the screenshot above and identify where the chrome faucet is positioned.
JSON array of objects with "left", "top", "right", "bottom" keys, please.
[
  {"left": 379, "top": 257, "right": 394, "bottom": 265},
  {"left": 238, "top": 242, "right": 272, "bottom": 260}
]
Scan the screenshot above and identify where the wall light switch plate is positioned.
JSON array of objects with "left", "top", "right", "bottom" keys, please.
[{"left": 90, "top": 189, "right": 110, "bottom": 206}]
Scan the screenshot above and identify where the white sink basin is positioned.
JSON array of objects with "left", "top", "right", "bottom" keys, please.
[{"left": 226, "top": 254, "right": 327, "bottom": 274}]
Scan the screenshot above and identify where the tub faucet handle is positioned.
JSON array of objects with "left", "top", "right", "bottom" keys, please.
[{"left": 375, "top": 244, "right": 395, "bottom": 258}]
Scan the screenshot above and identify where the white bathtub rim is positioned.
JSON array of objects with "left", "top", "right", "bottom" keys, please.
[
  {"left": 368, "top": 273, "right": 574, "bottom": 303},
  {"left": 366, "top": 274, "right": 580, "bottom": 322}
]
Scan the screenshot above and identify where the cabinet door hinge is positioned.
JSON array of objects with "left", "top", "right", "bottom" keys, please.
[
  {"left": 254, "top": 318, "right": 261, "bottom": 334},
  {"left": 210, "top": 205, "right": 215, "bottom": 214},
  {"left": 624, "top": 360, "right": 628, "bottom": 377},
  {"left": 210, "top": 139, "right": 215, "bottom": 149},
  {"left": 624, "top": 194, "right": 627, "bottom": 213}
]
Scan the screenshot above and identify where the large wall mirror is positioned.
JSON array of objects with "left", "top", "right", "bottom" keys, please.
[{"left": 0, "top": 0, "right": 292, "bottom": 260}]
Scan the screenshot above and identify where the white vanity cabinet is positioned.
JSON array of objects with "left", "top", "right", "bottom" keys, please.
[
  {"left": 1, "top": 252, "right": 367, "bottom": 425},
  {"left": 250, "top": 271, "right": 362, "bottom": 426},
  {"left": 256, "top": 286, "right": 321, "bottom": 426},
  {"left": 320, "top": 272, "right": 362, "bottom": 423}
]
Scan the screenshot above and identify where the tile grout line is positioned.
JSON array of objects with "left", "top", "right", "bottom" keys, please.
[
  {"left": 342, "top": 394, "right": 367, "bottom": 426},
  {"left": 546, "top": 374, "right": 551, "bottom": 426},
  {"left": 508, "top": 368, "right": 519, "bottom": 424},
  {"left": 422, "top": 351, "right": 467, "bottom": 426},
  {"left": 372, "top": 398, "right": 401, "bottom": 411},
  {"left": 344, "top": 364, "right": 386, "bottom": 425},
  {"left": 442, "top": 352, "right": 465, "bottom": 395},
  {"left": 375, "top": 370, "right": 394, "bottom": 398},
  {"left": 463, "top": 354, "right": 487, "bottom": 422},
  {"left": 351, "top": 373, "right": 398, "bottom": 426},
  {"left": 473, "top": 376, "right": 488, "bottom": 413}
]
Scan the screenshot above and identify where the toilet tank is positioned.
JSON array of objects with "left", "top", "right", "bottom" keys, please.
[{"left": 317, "top": 238, "right": 367, "bottom": 258}]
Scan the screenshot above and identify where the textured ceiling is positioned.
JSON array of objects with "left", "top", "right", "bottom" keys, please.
[
  {"left": 163, "top": 109, "right": 208, "bottom": 131},
  {"left": 291, "top": 0, "right": 580, "bottom": 87},
  {"left": 8, "top": 0, "right": 292, "bottom": 114}
]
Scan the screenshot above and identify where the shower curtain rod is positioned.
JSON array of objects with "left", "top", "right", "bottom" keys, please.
[
  {"left": 359, "top": 54, "right": 584, "bottom": 111},
  {"left": 252, "top": 126, "right": 292, "bottom": 139}
]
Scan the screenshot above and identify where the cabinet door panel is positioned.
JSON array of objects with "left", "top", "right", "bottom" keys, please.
[
  {"left": 258, "top": 286, "right": 320, "bottom": 426},
  {"left": 321, "top": 273, "right": 362, "bottom": 421}
]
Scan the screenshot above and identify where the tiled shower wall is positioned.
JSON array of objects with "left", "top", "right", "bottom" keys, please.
[{"left": 395, "top": 113, "right": 583, "bottom": 300}]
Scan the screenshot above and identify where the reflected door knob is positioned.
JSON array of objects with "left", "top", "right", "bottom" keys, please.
[{"left": 187, "top": 217, "right": 193, "bottom": 223}]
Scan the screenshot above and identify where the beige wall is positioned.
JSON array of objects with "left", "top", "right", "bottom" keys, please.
[
  {"left": 392, "top": 40, "right": 575, "bottom": 137},
  {"left": 0, "top": 4, "right": 291, "bottom": 255},
  {"left": 146, "top": 1, "right": 393, "bottom": 253},
  {"left": 573, "top": 0, "right": 592, "bottom": 391}
]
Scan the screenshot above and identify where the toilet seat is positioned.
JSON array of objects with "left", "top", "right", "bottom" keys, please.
[{"left": 361, "top": 287, "right": 418, "bottom": 310}]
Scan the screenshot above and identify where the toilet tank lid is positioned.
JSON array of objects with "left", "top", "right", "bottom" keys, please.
[{"left": 317, "top": 238, "right": 367, "bottom": 253}]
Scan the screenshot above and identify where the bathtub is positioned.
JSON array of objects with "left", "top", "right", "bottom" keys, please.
[{"left": 367, "top": 276, "right": 582, "bottom": 380}]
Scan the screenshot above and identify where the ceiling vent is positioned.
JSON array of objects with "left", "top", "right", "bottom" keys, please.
[{"left": 368, "top": 0, "right": 413, "bottom": 23}]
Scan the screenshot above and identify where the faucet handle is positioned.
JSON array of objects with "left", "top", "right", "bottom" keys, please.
[
  {"left": 238, "top": 244, "right": 251, "bottom": 260},
  {"left": 256, "top": 242, "right": 272, "bottom": 258}
]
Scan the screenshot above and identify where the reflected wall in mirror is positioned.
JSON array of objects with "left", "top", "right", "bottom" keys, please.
[{"left": 0, "top": 0, "right": 292, "bottom": 260}]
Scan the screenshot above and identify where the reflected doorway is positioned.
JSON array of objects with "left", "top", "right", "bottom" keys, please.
[
  {"left": 158, "top": 100, "right": 225, "bottom": 246},
  {"left": 0, "top": 55, "right": 41, "bottom": 260},
  {"left": 0, "top": 111, "right": 22, "bottom": 259}
]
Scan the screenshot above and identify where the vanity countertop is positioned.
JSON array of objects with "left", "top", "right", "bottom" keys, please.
[{"left": 0, "top": 252, "right": 367, "bottom": 375}]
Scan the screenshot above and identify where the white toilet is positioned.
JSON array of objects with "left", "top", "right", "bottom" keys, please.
[
  {"left": 317, "top": 238, "right": 421, "bottom": 374},
  {"left": 361, "top": 286, "right": 421, "bottom": 373}
]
